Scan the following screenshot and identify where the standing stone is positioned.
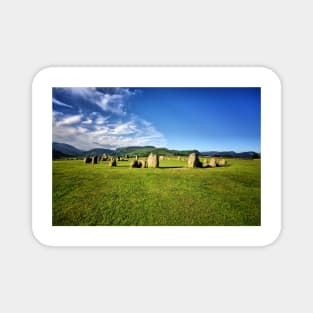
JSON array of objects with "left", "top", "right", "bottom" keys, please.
[
  {"left": 147, "top": 153, "right": 159, "bottom": 168},
  {"left": 160, "top": 156, "right": 164, "bottom": 161},
  {"left": 84, "top": 156, "right": 92, "bottom": 163},
  {"left": 203, "top": 158, "right": 208, "bottom": 166},
  {"left": 135, "top": 155, "right": 138, "bottom": 161},
  {"left": 217, "top": 159, "right": 227, "bottom": 167},
  {"left": 92, "top": 156, "right": 98, "bottom": 164},
  {"left": 109, "top": 158, "right": 117, "bottom": 167},
  {"left": 138, "top": 160, "right": 147, "bottom": 168},
  {"left": 187, "top": 152, "right": 202, "bottom": 168},
  {"left": 130, "top": 160, "right": 139, "bottom": 168},
  {"left": 209, "top": 158, "right": 217, "bottom": 167}
]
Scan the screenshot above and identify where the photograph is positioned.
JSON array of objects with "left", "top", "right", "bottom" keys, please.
[{"left": 52, "top": 87, "right": 261, "bottom": 226}]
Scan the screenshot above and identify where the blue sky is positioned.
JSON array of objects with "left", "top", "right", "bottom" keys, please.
[{"left": 52, "top": 87, "right": 260, "bottom": 152}]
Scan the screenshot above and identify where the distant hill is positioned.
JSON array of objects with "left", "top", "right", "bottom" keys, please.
[
  {"left": 236, "top": 151, "right": 260, "bottom": 159},
  {"left": 200, "top": 150, "right": 260, "bottom": 159},
  {"left": 52, "top": 143, "right": 114, "bottom": 159},
  {"left": 115, "top": 146, "right": 157, "bottom": 157},
  {"left": 116, "top": 146, "right": 199, "bottom": 157},
  {"left": 52, "top": 149, "right": 72, "bottom": 159},
  {"left": 85, "top": 148, "right": 115, "bottom": 156},
  {"left": 52, "top": 142, "right": 260, "bottom": 159},
  {"left": 200, "top": 151, "right": 237, "bottom": 157},
  {"left": 53, "top": 142, "right": 83, "bottom": 156}
]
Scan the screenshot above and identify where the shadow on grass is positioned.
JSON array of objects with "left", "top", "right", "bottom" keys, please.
[{"left": 159, "top": 166, "right": 231, "bottom": 169}]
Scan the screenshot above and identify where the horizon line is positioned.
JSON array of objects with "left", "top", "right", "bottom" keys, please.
[{"left": 53, "top": 142, "right": 260, "bottom": 154}]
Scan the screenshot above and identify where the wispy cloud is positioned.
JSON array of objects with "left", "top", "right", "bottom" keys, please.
[
  {"left": 81, "top": 118, "right": 92, "bottom": 125},
  {"left": 59, "top": 87, "right": 137, "bottom": 115},
  {"left": 109, "top": 120, "right": 137, "bottom": 135},
  {"left": 53, "top": 98, "right": 73, "bottom": 108},
  {"left": 53, "top": 112, "right": 166, "bottom": 150},
  {"left": 52, "top": 88, "right": 166, "bottom": 150},
  {"left": 94, "top": 115, "right": 110, "bottom": 125},
  {"left": 55, "top": 114, "right": 82, "bottom": 127}
]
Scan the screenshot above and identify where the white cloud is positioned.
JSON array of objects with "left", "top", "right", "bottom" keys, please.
[
  {"left": 53, "top": 98, "right": 73, "bottom": 108},
  {"left": 55, "top": 114, "right": 82, "bottom": 127},
  {"left": 110, "top": 121, "right": 137, "bottom": 135},
  {"left": 81, "top": 118, "right": 92, "bottom": 125},
  {"left": 53, "top": 111, "right": 64, "bottom": 118},
  {"left": 62, "top": 87, "right": 132, "bottom": 115},
  {"left": 53, "top": 114, "right": 167, "bottom": 150},
  {"left": 94, "top": 116, "right": 110, "bottom": 125},
  {"left": 53, "top": 88, "right": 167, "bottom": 150}
]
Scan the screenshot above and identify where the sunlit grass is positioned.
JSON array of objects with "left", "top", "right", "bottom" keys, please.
[{"left": 53, "top": 158, "right": 260, "bottom": 226}]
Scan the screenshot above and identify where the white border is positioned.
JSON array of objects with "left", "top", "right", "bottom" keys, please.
[{"left": 32, "top": 67, "right": 281, "bottom": 247}]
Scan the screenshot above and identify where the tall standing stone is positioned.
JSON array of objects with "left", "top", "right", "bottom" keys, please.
[
  {"left": 109, "top": 158, "right": 117, "bottom": 167},
  {"left": 147, "top": 153, "right": 159, "bottom": 168},
  {"left": 209, "top": 158, "right": 217, "bottom": 168},
  {"left": 187, "top": 152, "right": 202, "bottom": 168}
]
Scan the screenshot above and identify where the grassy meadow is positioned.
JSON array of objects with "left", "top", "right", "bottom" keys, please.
[{"left": 52, "top": 157, "right": 261, "bottom": 226}]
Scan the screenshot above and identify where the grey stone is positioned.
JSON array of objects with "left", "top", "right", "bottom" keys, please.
[
  {"left": 147, "top": 153, "right": 159, "bottom": 168},
  {"left": 187, "top": 152, "right": 202, "bottom": 168}
]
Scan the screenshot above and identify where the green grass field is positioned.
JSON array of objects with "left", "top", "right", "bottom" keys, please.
[{"left": 52, "top": 158, "right": 260, "bottom": 226}]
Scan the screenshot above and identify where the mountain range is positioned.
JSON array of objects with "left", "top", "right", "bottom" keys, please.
[{"left": 53, "top": 142, "right": 260, "bottom": 159}]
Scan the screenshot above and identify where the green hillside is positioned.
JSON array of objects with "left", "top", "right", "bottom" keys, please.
[{"left": 115, "top": 146, "right": 199, "bottom": 157}]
